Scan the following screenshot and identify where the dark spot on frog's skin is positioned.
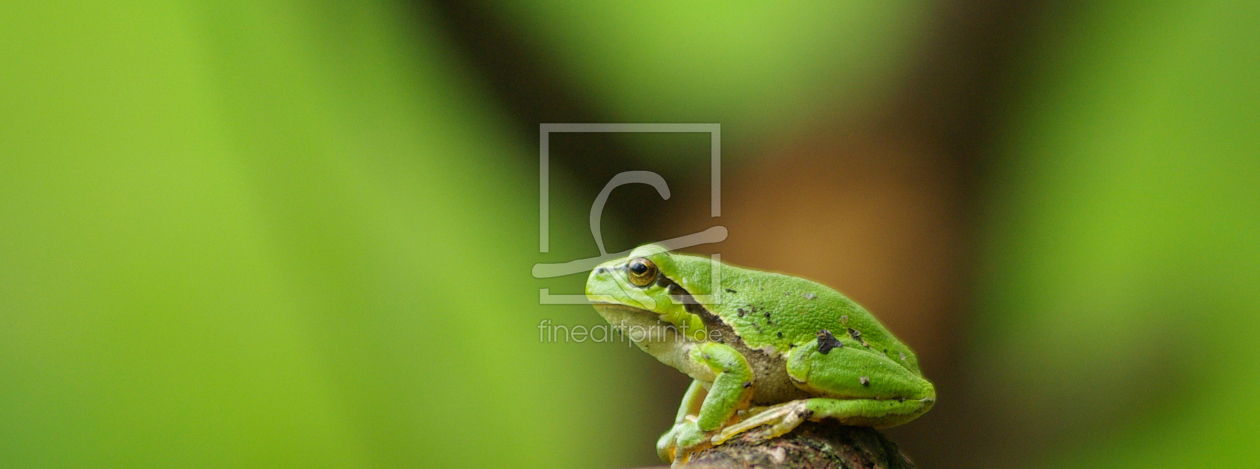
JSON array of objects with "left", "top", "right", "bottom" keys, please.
[
  {"left": 897, "top": 397, "right": 905, "bottom": 403},
  {"left": 848, "top": 328, "right": 871, "bottom": 347},
  {"left": 860, "top": 376, "right": 870, "bottom": 387},
  {"left": 725, "top": 288, "right": 737, "bottom": 294},
  {"left": 789, "top": 343, "right": 797, "bottom": 348},
  {"left": 763, "top": 312, "right": 771, "bottom": 318},
  {"left": 743, "top": 381, "right": 752, "bottom": 389},
  {"left": 883, "top": 349, "right": 888, "bottom": 355},
  {"left": 804, "top": 293, "right": 816, "bottom": 300},
  {"left": 737, "top": 308, "right": 746, "bottom": 317},
  {"left": 816, "top": 329, "right": 843, "bottom": 354},
  {"left": 777, "top": 331, "right": 783, "bottom": 338},
  {"left": 595, "top": 267, "right": 607, "bottom": 274}
]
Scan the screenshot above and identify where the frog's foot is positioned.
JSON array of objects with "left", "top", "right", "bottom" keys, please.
[
  {"left": 656, "top": 419, "right": 687, "bottom": 463},
  {"left": 712, "top": 399, "right": 812, "bottom": 446},
  {"left": 658, "top": 418, "right": 718, "bottom": 467}
]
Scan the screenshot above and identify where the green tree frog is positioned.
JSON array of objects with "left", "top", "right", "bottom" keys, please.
[{"left": 586, "top": 244, "right": 935, "bottom": 465}]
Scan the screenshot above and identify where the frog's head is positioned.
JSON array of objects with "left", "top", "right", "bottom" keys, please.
[{"left": 586, "top": 244, "right": 708, "bottom": 338}]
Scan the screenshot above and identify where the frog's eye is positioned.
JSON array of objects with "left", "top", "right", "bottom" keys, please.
[{"left": 627, "top": 258, "right": 658, "bottom": 287}]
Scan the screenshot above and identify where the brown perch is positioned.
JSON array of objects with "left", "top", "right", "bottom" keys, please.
[{"left": 643, "top": 422, "right": 914, "bottom": 469}]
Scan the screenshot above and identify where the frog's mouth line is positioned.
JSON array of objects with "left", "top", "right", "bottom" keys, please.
[
  {"left": 592, "top": 275, "right": 727, "bottom": 338},
  {"left": 589, "top": 303, "right": 694, "bottom": 343},
  {"left": 589, "top": 303, "right": 665, "bottom": 321},
  {"left": 591, "top": 274, "right": 717, "bottom": 320}
]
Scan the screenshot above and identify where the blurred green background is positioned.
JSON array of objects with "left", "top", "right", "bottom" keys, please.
[{"left": 2, "top": 1, "right": 1257, "bottom": 468}]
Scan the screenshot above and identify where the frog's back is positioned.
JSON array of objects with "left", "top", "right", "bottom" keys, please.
[{"left": 672, "top": 255, "right": 923, "bottom": 376}]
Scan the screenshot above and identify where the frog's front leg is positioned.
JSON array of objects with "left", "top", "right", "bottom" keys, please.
[
  {"left": 660, "top": 341, "right": 754, "bottom": 465},
  {"left": 656, "top": 379, "right": 706, "bottom": 462}
]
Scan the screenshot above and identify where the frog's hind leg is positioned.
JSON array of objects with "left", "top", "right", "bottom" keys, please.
[
  {"left": 710, "top": 333, "right": 936, "bottom": 447},
  {"left": 712, "top": 399, "right": 810, "bottom": 445},
  {"left": 712, "top": 397, "right": 933, "bottom": 446}
]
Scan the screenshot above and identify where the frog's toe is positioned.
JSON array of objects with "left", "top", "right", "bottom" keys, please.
[
  {"left": 674, "top": 423, "right": 716, "bottom": 464},
  {"left": 656, "top": 426, "right": 678, "bottom": 463},
  {"left": 712, "top": 399, "right": 811, "bottom": 446},
  {"left": 657, "top": 419, "right": 717, "bottom": 465}
]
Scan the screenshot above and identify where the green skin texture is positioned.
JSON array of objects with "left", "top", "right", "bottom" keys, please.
[{"left": 586, "top": 244, "right": 935, "bottom": 464}]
